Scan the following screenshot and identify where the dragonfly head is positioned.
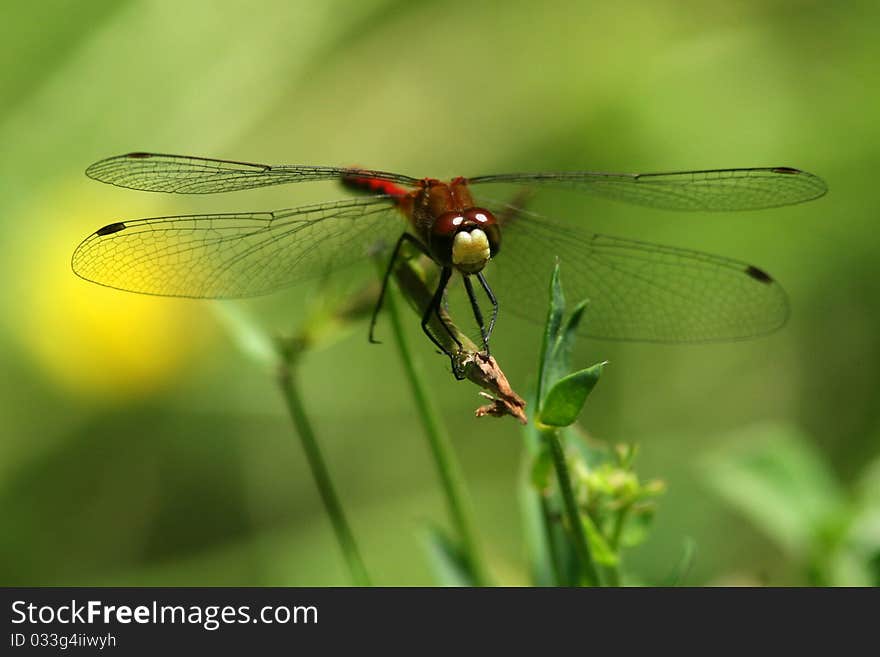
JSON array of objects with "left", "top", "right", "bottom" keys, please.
[{"left": 430, "top": 208, "right": 501, "bottom": 274}]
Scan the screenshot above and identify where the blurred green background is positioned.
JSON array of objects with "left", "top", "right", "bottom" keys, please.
[{"left": 2, "top": 0, "right": 879, "bottom": 586}]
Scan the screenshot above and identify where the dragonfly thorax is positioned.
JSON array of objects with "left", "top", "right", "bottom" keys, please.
[{"left": 429, "top": 208, "right": 501, "bottom": 274}]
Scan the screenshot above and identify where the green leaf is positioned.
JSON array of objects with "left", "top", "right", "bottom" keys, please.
[
  {"left": 537, "top": 262, "right": 564, "bottom": 403},
  {"left": 582, "top": 514, "right": 618, "bottom": 567},
  {"left": 702, "top": 423, "right": 847, "bottom": 556},
  {"left": 553, "top": 298, "right": 588, "bottom": 374},
  {"left": 422, "top": 526, "right": 475, "bottom": 587},
  {"left": 544, "top": 299, "right": 588, "bottom": 395},
  {"left": 211, "top": 301, "right": 276, "bottom": 366},
  {"left": 538, "top": 362, "right": 605, "bottom": 427},
  {"left": 530, "top": 447, "right": 554, "bottom": 491},
  {"left": 662, "top": 538, "right": 697, "bottom": 586}
]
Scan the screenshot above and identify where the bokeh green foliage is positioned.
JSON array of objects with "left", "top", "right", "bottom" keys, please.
[
  {"left": 1, "top": 0, "right": 879, "bottom": 585},
  {"left": 703, "top": 424, "right": 880, "bottom": 586}
]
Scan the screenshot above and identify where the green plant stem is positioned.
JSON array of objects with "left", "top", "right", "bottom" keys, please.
[
  {"left": 543, "top": 428, "right": 600, "bottom": 586},
  {"left": 603, "top": 502, "right": 632, "bottom": 587},
  {"left": 610, "top": 503, "right": 632, "bottom": 552},
  {"left": 540, "top": 496, "right": 566, "bottom": 585},
  {"left": 278, "top": 362, "right": 371, "bottom": 586},
  {"left": 383, "top": 283, "right": 491, "bottom": 586}
]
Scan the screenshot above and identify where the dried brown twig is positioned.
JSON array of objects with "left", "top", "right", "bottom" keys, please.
[{"left": 391, "top": 250, "right": 527, "bottom": 423}]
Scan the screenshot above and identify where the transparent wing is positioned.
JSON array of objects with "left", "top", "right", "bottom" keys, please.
[
  {"left": 481, "top": 202, "right": 789, "bottom": 342},
  {"left": 468, "top": 167, "right": 826, "bottom": 211},
  {"left": 72, "top": 196, "right": 403, "bottom": 298},
  {"left": 86, "top": 152, "right": 421, "bottom": 194}
]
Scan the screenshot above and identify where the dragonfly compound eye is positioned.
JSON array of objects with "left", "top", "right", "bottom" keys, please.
[
  {"left": 431, "top": 209, "right": 501, "bottom": 273},
  {"left": 466, "top": 208, "right": 501, "bottom": 258}
]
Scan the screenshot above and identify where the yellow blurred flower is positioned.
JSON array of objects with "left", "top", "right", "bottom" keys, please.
[{"left": 9, "top": 184, "right": 212, "bottom": 401}]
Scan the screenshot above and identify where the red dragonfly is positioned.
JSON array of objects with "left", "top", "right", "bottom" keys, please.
[{"left": 72, "top": 153, "right": 826, "bottom": 374}]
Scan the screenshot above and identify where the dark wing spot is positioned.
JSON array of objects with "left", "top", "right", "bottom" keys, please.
[
  {"left": 95, "top": 221, "right": 127, "bottom": 236},
  {"left": 745, "top": 265, "right": 774, "bottom": 284},
  {"left": 771, "top": 167, "right": 800, "bottom": 174},
  {"left": 125, "top": 152, "right": 153, "bottom": 159}
]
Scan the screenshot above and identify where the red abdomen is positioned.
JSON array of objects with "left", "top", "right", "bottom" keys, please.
[{"left": 341, "top": 170, "right": 409, "bottom": 201}]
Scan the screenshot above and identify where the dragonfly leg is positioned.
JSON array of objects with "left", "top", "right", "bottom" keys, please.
[
  {"left": 370, "top": 232, "right": 431, "bottom": 344},
  {"left": 477, "top": 272, "right": 498, "bottom": 344},
  {"left": 422, "top": 267, "right": 465, "bottom": 378},
  {"left": 463, "top": 275, "right": 490, "bottom": 355}
]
